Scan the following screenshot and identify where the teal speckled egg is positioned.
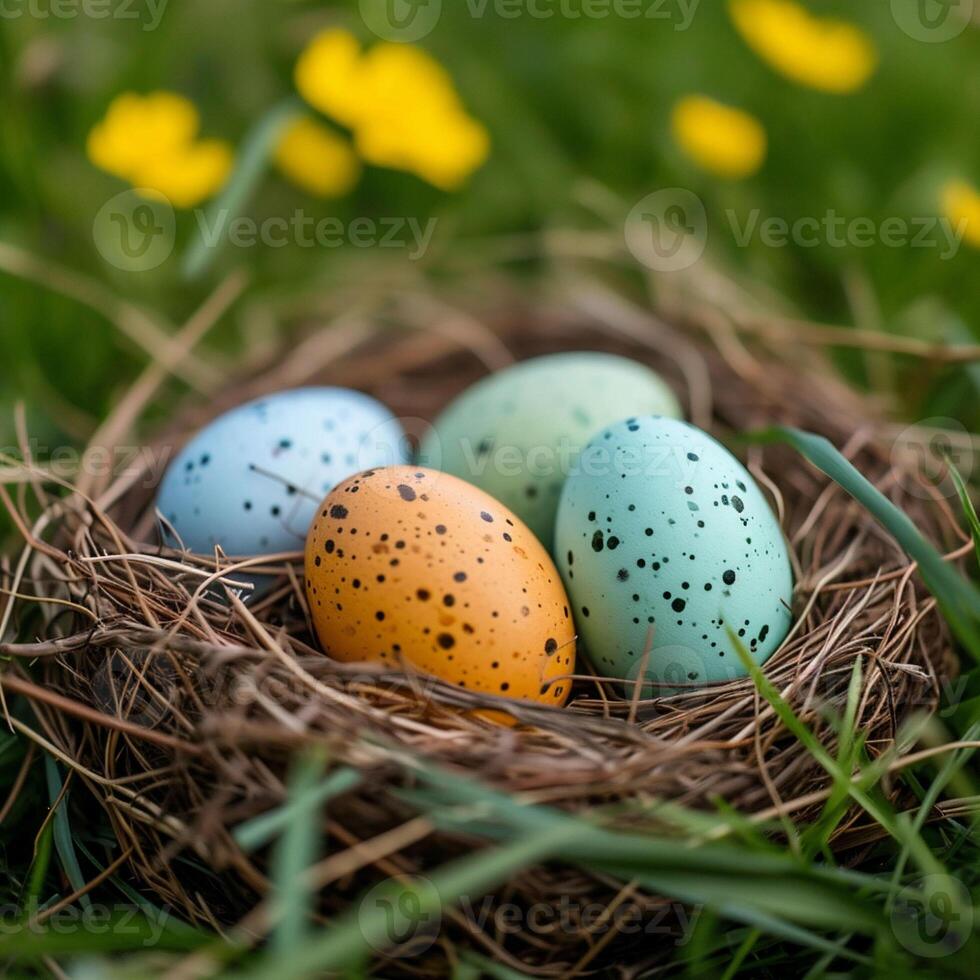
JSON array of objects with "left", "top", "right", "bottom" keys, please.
[
  {"left": 554, "top": 417, "right": 793, "bottom": 689},
  {"left": 419, "top": 353, "right": 681, "bottom": 550}
]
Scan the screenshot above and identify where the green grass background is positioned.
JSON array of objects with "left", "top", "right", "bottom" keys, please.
[{"left": 0, "top": 1, "right": 979, "bottom": 976}]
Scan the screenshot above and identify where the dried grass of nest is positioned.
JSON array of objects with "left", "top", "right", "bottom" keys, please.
[{"left": 0, "top": 293, "right": 969, "bottom": 974}]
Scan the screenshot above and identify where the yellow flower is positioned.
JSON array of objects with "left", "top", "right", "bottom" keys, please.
[
  {"left": 728, "top": 0, "right": 877, "bottom": 94},
  {"left": 293, "top": 29, "right": 489, "bottom": 190},
  {"left": 87, "top": 91, "right": 233, "bottom": 208},
  {"left": 294, "top": 28, "right": 365, "bottom": 128},
  {"left": 671, "top": 95, "right": 766, "bottom": 179},
  {"left": 273, "top": 116, "right": 361, "bottom": 198},
  {"left": 942, "top": 179, "right": 980, "bottom": 249},
  {"left": 137, "top": 140, "right": 234, "bottom": 210}
]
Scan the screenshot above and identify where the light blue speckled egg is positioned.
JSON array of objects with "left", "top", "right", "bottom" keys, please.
[
  {"left": 418, "top": 352, "right": 681, "bottom": 550},
  {"left": 554, "top": 417, "right": 793, "bottom": 689},
  {"left": 156, "top": 388, "right": 407, "bottom": 583}
]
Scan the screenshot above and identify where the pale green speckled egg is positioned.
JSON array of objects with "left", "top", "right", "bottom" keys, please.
[
  {"left": 418, "top": 352, "right": 681, "bottom": 550},
  {"left": 554, "top": 417, "right": 793, "bottom": 689}
]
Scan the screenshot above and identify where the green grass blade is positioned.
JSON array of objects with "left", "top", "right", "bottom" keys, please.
[
  {"left": 947, "top": 459, "right": 980, "bottom": 572},
  {"left": 240, "top": 822, "right": 589, "bottom": 980},
  {"left": 234, "top": 766, "right": 360, "bottom": 852},
  {"left": 747, "top": 426, "right": 980, "bottom": 661},
  {"left": 180, "top": 97, "right": 301, "bottom": 281},
  {"left": 44, "top": 755, "right": 91, "bottom": 910},
  {"left": 730, "top": 628, "right": 952, "bottom": 889},
  {"left": 20, "top": 820, "right": 53, "bottom": 920},
  {"left": 270, "top": 750, "right": 327, "bottom": 955}
]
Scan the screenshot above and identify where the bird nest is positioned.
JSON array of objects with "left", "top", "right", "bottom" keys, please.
[{"left": 0, "top": 299, "right": 966, "bottom": 974}]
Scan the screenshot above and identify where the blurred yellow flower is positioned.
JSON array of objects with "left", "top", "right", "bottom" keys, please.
[
  {"left": 87, "top": 91, "right": 232, "bottom": 208},
  {"left": 728, "top": 0, "right": 877, "bottom": 94},
  {"left": 942, "top": 179, "right": 980, "bottom": 249},
  {"left": 274, "top": 116, "right": 361, "bottom": 198},
  {"left": 671, "top": 95, "right": 766, "bottom": 179},
  {"left": 294, "top": 29, "right": 365, "bottom": 128},
  {"left": 293, "top": 29, "right": 489, "bottom": 190}
]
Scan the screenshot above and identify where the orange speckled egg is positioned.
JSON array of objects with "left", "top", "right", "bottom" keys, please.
[{"left": 305, "top": 466, "right": 574, "bottom": 708}]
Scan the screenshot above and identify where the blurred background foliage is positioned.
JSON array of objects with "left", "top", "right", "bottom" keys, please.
[{"left": 0, "top": 0, "right": 978, "bottom": 462}]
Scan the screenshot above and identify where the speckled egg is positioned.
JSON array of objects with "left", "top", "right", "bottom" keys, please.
[
  {"left": 305, "top": 466, "right": 574, "bottom": 707},
  {"left": 418, "top": 353, "right": 681, "bottom": 550},
  {"left": 555, "top": 418, "right": 793, "bottom": 689},
  {"left": 156, "top": 388, "right": 407, "bottom": 577}
]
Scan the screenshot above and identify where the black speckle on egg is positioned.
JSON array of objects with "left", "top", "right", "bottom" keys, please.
[
  {"left": 330, "top": 505, "right": 349, "bottom": 519},
  {"left": 480, "top": 511, "right": 494, "bottom": 523},
  {"left": 723, "top": 569, "right": 737, "bottom": 585},
  {"left": 591, "top": 530, "right": 604, "bottom": 552},
  {"left": 397, "top": 484, "right": 417, "bottom": 502}
]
